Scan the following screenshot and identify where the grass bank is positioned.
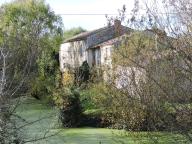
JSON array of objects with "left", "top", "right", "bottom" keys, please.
[{"left": 15, "top": 97, "right": 189, "bottom": 144}]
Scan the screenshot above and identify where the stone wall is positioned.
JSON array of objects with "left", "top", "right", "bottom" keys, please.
[{"left": 59, "top": 40, "right": 87, "bottom": 72}]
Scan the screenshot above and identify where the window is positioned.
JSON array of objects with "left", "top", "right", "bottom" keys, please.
[{"left": 79, "top": 47, "right": 83, "bottom": 57}]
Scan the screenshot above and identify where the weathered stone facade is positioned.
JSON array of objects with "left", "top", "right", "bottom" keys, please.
[{"left": 59, "top": 21, "right": 130, "bottom": 72}]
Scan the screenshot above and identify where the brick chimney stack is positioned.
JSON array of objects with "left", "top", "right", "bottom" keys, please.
[{"left": 114, "top": 19, "right": 121, "bottom": 36}]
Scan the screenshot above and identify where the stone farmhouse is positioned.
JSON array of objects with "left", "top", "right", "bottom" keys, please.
[{"left": 59, "top": 20, "right": 131, "bottom": 72}]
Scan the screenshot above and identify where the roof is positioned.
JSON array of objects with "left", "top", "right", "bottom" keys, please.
[
  {"left": 64, "top": 25, "right": 131, "bottom": 43},
  {"left": 64, "top": 26, "right": 108, "bottom": 42},
  {"left": 93, "top": 36, "right": 123, "bottom": 47}
]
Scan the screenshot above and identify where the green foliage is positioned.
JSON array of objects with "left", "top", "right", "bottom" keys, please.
[
  {"left": 80, "top": 89, "right": 98, "bottom": 111},
  {"left": 86, "top": 83, "right": 110, "bottom": 109},
  {"left": 53, "top": 88, "right": 82, "bottom": 127},
  {"left": 78, "top": 83, "right": 113, "bottom": 127},
  {"left": 62, "top": 70, "right": 75, "bottom": 87},
  {"left": 89, "top": 82, "right": 147, "bottom": 130},
  {"left": 30, "top": 50, "right": 61, "bottom": 100},
  {"left": 63, "top": 27, "right": 86, "bottom": 40},
  {"left": 91, "top": 30, "right": 192, "bottom": 132},
  {"left": 74, "top": 61, "right": 90, "bottom": 86},
  {"left": 15, "top": 97, "right": 190, "bottom": 144},
  {"left": 0, "top": 0, "right": 63, "bottom": 100}
]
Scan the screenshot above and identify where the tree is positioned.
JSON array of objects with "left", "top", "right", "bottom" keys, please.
[
  {"left": 0, "top": 0, "right": 63, "bottom": 100},
  {"left": 63, "top": 27, "right": 86, "bottom": 40},
  {"left": 93, "top": 1, "right": 192, "bottom": 142},
  {"left": 0, "top": 0, "right": 63, "bottom": 143}
]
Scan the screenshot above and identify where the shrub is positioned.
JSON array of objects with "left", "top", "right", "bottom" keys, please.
[
  {"left": 62, "top": 71, "right": 74, "bottom": 87},
  {"left": 74, "top": 61, "right": 90, "bottom": 86},
  {"left": 53, "top": 88, "right": 82, "bottom": 127}
]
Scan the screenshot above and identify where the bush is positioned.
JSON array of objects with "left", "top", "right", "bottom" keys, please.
[
  {"left": 88, "top": 83, "right": 166, "bottom": 131},
  {"left": 62, "top": 71, "right": 74, "bottom": 87},
  {"left": 53, "top": 88, "right": 82, "bottom": 127},
  {"left": 80, "top": 109, "right": 111, "bottom": 128},
  {"left": 74, "top": 61, "right": 90, "bottom": 86}
]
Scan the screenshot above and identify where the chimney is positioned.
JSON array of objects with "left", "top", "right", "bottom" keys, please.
[{"left": 114, "top": 19, "right": 121, "bottom": 36}]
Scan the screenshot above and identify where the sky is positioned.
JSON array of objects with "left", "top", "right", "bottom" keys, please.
[
  {"left": 0, "top": 0, "right": 139, "bottom": 30},
  {"left": 45, "top": 0, "right": 136, "bottom": 30}
]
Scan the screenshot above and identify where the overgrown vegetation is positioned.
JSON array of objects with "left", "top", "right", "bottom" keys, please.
[
  {"left": 16, "top": 97, "right": 189, "bottom": 144},
  {"left": 63, "top": 27, "right": 86, "bottom": 41},
  {"left": 0, "top": 0, "right": 63, "bottom": 143},
  {"left": 53, "top": 88, "right": 82, "bottom": 127},
  {"left": 0, "top": 0, "right": 192, "bottom": 143},
  {"left": 85, "top": 0, "right": 192, "bottom": 142}
]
